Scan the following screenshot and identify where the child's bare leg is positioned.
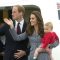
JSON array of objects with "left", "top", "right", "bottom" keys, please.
[
  {"left": 50, "top": 54, "right": 53, "bottom": 60},
  {"left": 33, "top": 48, "right": 39, "bottom": 59},
  {"left": 33, "top": 48, "right": 44, "bottom": 59}
]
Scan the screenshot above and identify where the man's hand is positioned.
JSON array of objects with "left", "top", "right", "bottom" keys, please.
[{"left": 14, "top": 50, "right": 26, "bottom": 59}]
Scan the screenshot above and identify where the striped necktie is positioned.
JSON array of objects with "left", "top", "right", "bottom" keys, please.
[{"left": 17, "top": 23, "right": 21, "bottom": 34}]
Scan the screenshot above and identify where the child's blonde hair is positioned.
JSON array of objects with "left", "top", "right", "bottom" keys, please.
[{"left": 45, "top": 22, "right": 53, "bottom": 30}]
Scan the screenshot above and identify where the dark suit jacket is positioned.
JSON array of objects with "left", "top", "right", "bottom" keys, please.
[
  {"left": 0, "top": 38, "right": 4, "bottom": 52},
  {"left": 0, "top": 21, "right": 29, "bottom": 60}
]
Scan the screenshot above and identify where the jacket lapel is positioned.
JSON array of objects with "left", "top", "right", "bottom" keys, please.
[
  {"left": 22, "top": 21, "right": 27, "bottom": 33},
  {"left": 13, "top": 20, "right": 15, "bottom": 27}
]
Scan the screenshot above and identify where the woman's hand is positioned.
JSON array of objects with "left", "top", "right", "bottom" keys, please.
[
  {"left": 4, "top": 18, "right": 14, "bottom": 28},
  {"left": 45, "top": 47, "right": 52, "bottom": 54}
]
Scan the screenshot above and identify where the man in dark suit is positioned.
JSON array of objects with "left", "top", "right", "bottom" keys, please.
[{"left": 0, "top": 5, "right": 29, "bottom": 60}]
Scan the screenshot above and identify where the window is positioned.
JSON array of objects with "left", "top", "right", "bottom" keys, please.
[
  {"left": 57, "top": 3, "right": 60, "bottom": 20},
  {"left": 58, "top": 10, "right": 60, "bottom": 20}
]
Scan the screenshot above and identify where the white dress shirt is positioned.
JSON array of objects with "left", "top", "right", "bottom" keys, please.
[{"left": 15, "top": 19, "right": 24, "bottom": 32}]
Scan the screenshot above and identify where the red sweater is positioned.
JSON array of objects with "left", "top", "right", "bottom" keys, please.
[{"left": 41, "top": 32, "right": 59, "bottom": 48}]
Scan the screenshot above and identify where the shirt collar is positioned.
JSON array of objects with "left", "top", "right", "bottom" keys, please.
[
  {"left": 20, "top": 18, "right": 24, "bottom": 25},
  {"left": 15, "top": 18, "right": 24, "bottom": 25}
]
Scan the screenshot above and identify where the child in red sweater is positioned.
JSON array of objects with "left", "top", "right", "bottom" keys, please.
[{"left": 33, "top": 22, "right": 59, "bottom": 60}]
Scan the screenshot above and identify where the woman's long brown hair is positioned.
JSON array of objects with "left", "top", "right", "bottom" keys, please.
[{"left": 26, "top": 11, "right": 44, "bottom": 37}]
